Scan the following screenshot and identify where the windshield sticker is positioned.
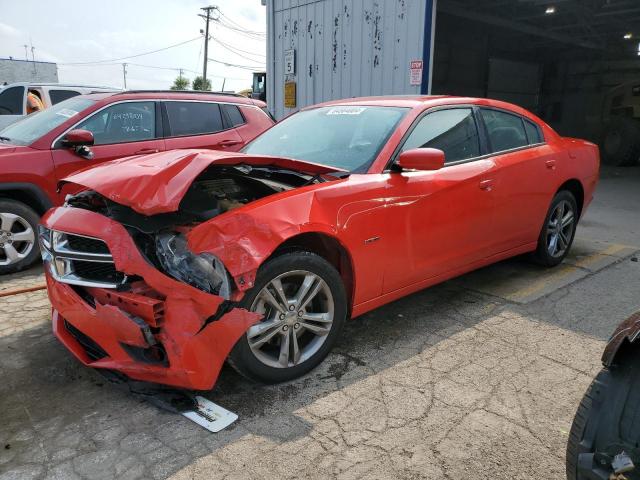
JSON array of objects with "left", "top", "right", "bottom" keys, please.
[
  {"left": 56, "top": 109, "right": 79, "bottom": 118},
  {"left": 326, "top": 106, "right": 367, "bottom": 116}
]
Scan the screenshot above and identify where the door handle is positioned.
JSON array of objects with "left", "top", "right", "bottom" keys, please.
[
  {"left": 479, "top": 179, "right": 494, "bottom": 191},
  {"left": 135, "top": 148, "right": 159, "bottom": 155},
  {"left": 546, "top": 159, "right": 557, "bottom": 169},
  {"left": 216, "top": 139, "right": 242, "bottom": 147}
]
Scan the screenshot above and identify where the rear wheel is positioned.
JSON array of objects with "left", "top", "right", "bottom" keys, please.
[
  {"left": 566, "top": 350, "right": 640, "bottom": 480},
  {"left": 533, "top": 191, "right": 578, "bottom": 267},
  {"left": 228, "top": 251, "right": 347, "bottom": 384},
  {"left": 602, "top": 116, "right": 640, "bottom": 166},
  {"left": 0, "top": 200, "right": 40, "bottom": 275}
]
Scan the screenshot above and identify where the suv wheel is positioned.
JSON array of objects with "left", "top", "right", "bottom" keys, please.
[
  {"left": 0, "top": 200, "right": 40, "bottom": 275},
  {"left": 228, "top": 251, "right": 347, "bottom": 384}
]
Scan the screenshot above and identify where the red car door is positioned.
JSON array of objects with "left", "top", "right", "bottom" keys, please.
[
  {"left": 478, "top": 108, "right": 557, "bottom": 252},
  {"left": 162, "top": 101, "right": 244, "bottom": 152},
  {"left": 51, "top": 101, "right": 164, "bottom": 191},
  {"left": 379, "top": 107, "right": 497, "bottom": 293}
]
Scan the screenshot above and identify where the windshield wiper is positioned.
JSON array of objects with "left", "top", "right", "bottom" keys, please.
[{"left": 0, "top": 136, "right": 11, "bottom": 142}]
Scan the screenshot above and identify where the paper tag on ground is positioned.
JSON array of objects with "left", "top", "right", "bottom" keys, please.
[{"left": 181, "top": 396, "right": 238, "bottom": 433}]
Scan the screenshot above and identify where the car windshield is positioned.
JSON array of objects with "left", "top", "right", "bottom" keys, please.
[
  {"left": 242, "top": 105, "right": 408, "bottom": 173},
  {"left": 0, "top": 97, "right": 95, "bottom": 146}
]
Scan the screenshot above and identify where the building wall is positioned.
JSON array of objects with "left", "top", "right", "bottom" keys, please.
[
  {"left": 266, "top": 0, "right": 435, "bottom": 119},
  {"left": 0, "top": 58, "right": 58, "bottom": 84}
]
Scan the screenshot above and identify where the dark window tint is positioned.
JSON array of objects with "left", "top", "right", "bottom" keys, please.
[
  {"left": 402, "top": 108, "right": 480, "bottom": 164},
  {"left": 524, "top": 120, "right": 542, "bottom": 144},
  {"left": 0, "top": 86, "right": 25, "bottom": 115},
  {"left": 165, "top": 101, "right": 223, "bottom": 136},
  {"left": 222, "top": 104, "right": 245, "bottom": 127},
  {"left": 49, "top": 89, "right": 81, "bottom": 105},
  {"left": 481, "top": 109, "right": 528, "bottom": 152},
  {"left": 76, "top": 101, "right": 155, "bottom": 145}
]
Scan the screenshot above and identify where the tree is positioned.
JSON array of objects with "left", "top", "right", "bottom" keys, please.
[
  {"left": 192, "top": 76, "right": 212, "bottom": 91},
  {"left": 170, "top": 75, "right": 190, "bottom": 90}
]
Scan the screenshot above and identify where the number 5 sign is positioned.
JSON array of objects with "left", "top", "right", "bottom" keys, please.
[{"left": 284, "top": 49, "right": 296, "bottom": 76}]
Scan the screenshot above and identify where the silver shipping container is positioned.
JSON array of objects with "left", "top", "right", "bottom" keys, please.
[{"left": 266, "top": 0, "right": 436, "bottom": 119}]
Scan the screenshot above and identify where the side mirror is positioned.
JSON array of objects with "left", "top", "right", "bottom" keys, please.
[
  {"left": 397, "top": 148, "right": 445, "bottom": 171},
  {"left": 62, "top": 129, "right": 94, "bottom": 147}
]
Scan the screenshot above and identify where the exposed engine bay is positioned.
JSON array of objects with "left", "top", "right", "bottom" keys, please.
[{"left": 63, "top": 164, "right": 324, "bottom": 296}]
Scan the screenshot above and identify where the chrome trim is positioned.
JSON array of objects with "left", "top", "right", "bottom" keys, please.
[{"left": 39, "top": 229, "right": 120, "bottom": 289}]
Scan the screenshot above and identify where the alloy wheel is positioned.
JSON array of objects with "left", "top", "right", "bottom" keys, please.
[
  {"left": 546, "top": 200, "right": 575, "bottom": 258},
  {"left": 0, "top": 212, "right": 35, "bottom": 267},
  {"left": 247, "top": 270, "right": 335, "bottom": 369}
]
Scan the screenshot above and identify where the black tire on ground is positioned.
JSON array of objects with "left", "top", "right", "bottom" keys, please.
[
  {"left": 228, "top": 251, "right": 347, "bottom": 384},
  {"left": 532, "top": 190, "right": 578, "bottom": 267},
  {"left": 601, "top": 116, "right": 640, "bottom": 166},
  {"left": 0, "top": 199, "right": 41, "bottom": 275},
  {"left": 566, "top": 349, "right": 640, "bottom": 480}
]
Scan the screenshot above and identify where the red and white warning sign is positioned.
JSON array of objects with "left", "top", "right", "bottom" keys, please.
[{"left": 410, "top": 60, "right": 423, "bottom": 86}]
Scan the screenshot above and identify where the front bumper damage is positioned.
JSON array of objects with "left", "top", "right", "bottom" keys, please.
[{"left": 41, "top": 206, "right": 261, "bottom": 391}]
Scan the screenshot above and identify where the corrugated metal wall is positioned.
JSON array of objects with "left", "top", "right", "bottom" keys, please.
[{"left": 266, "top": 0, "right": 434, "bottom": 119}]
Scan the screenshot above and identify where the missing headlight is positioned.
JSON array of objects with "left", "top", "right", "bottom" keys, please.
[{"left": 155, "top": 233, "right": 231, "bottom": 299}]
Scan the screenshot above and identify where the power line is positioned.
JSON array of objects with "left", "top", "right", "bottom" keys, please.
[
  {"left": 216, "top": 9, "right": 266, "bottom": 35},
  {"left": 207, "top": 57, "right": 264, "bottom": 71},
  {"left": 212, "top": 36, "right": 265, "bottom": 58},
  {"left": 211, "top": 37, "right": 266, "bottom": 65},
  {"left": 58, "top": 37, "right": 202, "bottom": 65}
]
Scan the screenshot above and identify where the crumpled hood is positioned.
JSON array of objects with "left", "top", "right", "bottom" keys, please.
[{"left": 61, "top": 149, "right": 345, "bottom": 216}]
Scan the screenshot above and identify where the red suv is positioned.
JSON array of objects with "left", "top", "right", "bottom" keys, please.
[{"left": 0, "top": 90, "right": 273, "bottom": 274}]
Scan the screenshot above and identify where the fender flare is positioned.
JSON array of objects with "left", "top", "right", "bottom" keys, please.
[
  {"left": 0, "top": 182, "right": 54, "bottom": 214},
  {"left": 602, "top": 311, "right": 640, "bottom": 367}
]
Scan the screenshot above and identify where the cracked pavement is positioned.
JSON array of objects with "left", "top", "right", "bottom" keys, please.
[{"left": 1, "top": 166, "right": 639, "bottom": 480}]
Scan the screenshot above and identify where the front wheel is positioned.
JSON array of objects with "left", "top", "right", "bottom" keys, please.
[
  {"left": 0, "top": 200, "right": 41, "bottom": 275},
  {"left": 228, "top": 251, "right": 347, "bottom": 384},
  {"left": 533, "top": 191, "right": 578, "bottom": 267}
]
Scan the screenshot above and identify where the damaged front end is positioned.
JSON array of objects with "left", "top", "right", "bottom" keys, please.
[{"left": 41, "top": 151, "right": 337, "bottom": 390}]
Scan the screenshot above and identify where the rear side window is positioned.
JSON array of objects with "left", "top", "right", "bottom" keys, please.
[
  {"left": 222, "top": 104, "right": 245, "bottom": 127},
  {"left": 0, "top": 86, "right": 25, "bottom": 115},
  {"left": 524, "top": 120, "right": 543, "bottom": 144},
  {"left": 165, "top": 101, "right": 223, "bottom": 136},
  {"left": 49, "top": 89, "right": 81, "bottom": 105},
  {"left": 481, "top": 109, "right": 528, "bottom": 152},
  {"left": 75, "top": 101, "right": 156, "bottom": 145},
  {"left": 401, "top": 108, "right": 481, "bottom": 164}
]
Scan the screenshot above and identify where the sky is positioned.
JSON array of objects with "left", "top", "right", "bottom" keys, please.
[{"left": 0, "top": 0, "right": 266, "bottom": 92}]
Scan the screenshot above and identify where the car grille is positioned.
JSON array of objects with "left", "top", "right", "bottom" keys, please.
[
  {"left": 65, "top": 235, "right": 110, "bottom": 254},
  {"left": 39, "top": 230, "right": 124, "bottom": 289},
  {"left": 64, "top": 320, "right": 108, "bottom": 361}
]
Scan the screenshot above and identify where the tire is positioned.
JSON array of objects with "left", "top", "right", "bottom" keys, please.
[
  {"left": 0, "top": 200, "right": 41, "bottom": 275},
  {"left": 566, "top": 350, "right": 640, "bottom": 480},
  {"left": 533, "top": 191, "right": 578, "bottom": 267},
  {"left": 601, "top": 117, "right": 640, "bottom": 166},
  {"left": 228, "top": 251, "right": 347, "bottom": 384}
]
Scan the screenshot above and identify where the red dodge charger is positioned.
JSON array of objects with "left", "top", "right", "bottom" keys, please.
[{"left": 39, "top": 96, "right": 600, "bottom": 390}]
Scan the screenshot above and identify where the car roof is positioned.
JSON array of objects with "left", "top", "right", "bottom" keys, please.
[
  {"left": 309, "top": 95, "right": 535, "bottom": 116},
  {"left": 83, "top": 90, "right": 265, "bottom": 107}
]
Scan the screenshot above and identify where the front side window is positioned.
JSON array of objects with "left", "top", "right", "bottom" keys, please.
[
  {"left": 49, "top": 89, "right": 81, "bottom": 105},
  {"left": 481, "top": 109, "right": 528, "bottom": 153},
  {"left": 0, "top": 96, "right": 95, "bottom": 146},
  {"left": 243, "top": 105, "right": 408, "bottom": 173},
  {"left": 0, "top": 86, "right": 25, "bottom": 115},
  {"left": 401, "top": 108, "right": 481, "bottom": 164},
  {"left": 75, "top": 101, "right": 155, "bottom": 145},
  {"left": 165, "top": 101, "right": 223, "bottom": 136}
]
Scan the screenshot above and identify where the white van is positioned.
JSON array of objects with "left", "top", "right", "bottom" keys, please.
[{"left": 0, "top": 83, "right": 119, "bottom": 129}]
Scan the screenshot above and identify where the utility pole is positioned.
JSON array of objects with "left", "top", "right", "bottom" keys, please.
[
  {"left": 23, "top": 45, "right": 28, "bottom": 61},
  {"left": 122, "top": 63, "right": 128, "bottom": 89},
  {"left": 199, "top": 5, "right": 217, "bottom": 87},
  {"left": 179, "top": 68, "right": 184, "bottom": 81}
]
